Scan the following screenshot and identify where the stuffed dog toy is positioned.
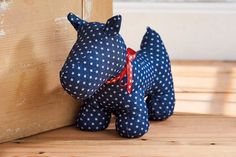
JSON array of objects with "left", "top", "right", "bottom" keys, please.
[{"left": 60, "top": 13, "right": 175, "bottom": 138}]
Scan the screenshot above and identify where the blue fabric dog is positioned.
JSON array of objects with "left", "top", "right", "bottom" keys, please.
[{"left": 60, "top": 13, "right": 175, "bottom": 138}]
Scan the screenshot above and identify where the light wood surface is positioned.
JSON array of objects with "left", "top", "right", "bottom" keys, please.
[
  {"left": 0, "top": 0, "right": 112, "bottom": 143},
  {"left": 0, "top": 61, "right": 235, "bottom": 157},
  {"left": 172, "top": 61, "right": 236, "bottom": 116},
  {"left": 0, "top": 114, "right": 235, "bottom": 157}
]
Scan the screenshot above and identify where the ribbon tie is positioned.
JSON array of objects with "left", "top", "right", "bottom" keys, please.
[{"left": 106, "top": 48, "right": 137, "bottom": 94}]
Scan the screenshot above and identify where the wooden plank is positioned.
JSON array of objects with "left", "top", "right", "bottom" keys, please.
[
  {"left": 0, "top": 114, "right": 235, "bottom": 157},
  {"left": 175, "top": 92, "right": 236, "bottom": 116},
  {"left": 171, "top": 61, "right": 236, "bottom": 116},
  {"left": 172, "top": 61, "right": 236, "bottom": 93},
  {"left": 0, "top": 0, "right": 113, "bottom": 143}
]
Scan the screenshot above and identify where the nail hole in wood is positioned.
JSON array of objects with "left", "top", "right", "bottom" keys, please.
[{"left": 38, "top": 151, "right": 45, "bottom": 154}]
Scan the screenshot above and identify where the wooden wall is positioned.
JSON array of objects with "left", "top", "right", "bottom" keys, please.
[{"left": 0, "top": 0, "right": 112, "bottom": 143}]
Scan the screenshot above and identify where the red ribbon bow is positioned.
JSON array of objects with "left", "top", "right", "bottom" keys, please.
[{"left": 106, "top": 48, "right": 137, "bottom": 94}]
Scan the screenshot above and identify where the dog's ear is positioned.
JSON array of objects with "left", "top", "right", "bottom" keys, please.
[
  {"left": 104, "top": 15, "right": 122, "bottom": 36},
  {"left": 67, "top": 12, "right": 87, "bottom": 31},
  {"left": 140, "top": 26, "right": 163, "bottom": 50}
]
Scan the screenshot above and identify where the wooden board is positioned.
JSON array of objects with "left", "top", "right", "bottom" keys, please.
[
  {"left": 172, "top": 61, "right": 236, "bottom": 93},
  {"left": 0, "top": 0, "right": 112, "bottom": 143},
  {"left": 0, "top": 114, "right": 235, "bottom": 157},
  {"left": 172, "top": 61, "right": 236, "bottom": 116}
]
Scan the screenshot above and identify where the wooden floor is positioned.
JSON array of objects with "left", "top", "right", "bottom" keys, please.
[{"left": 0, "top": 61, "right": 236, "bottom": 157}]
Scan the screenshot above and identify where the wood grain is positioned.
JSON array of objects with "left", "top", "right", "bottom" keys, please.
[
  {"left": 0, "top": 0, "right": 83, "bottom": 143},
  {"left": 172, "top": 61, "right": 236, "bottom": 116},
  {"left": 172, "top": 61, "right": 236, "bottom": 93},
  {"left": 0, "top": 114, "right": 235, "bottom": 157}
]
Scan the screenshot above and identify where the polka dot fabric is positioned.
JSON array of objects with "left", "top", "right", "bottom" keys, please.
[{"left": 60, "top": 12, "right": 175, "bottom": 138}]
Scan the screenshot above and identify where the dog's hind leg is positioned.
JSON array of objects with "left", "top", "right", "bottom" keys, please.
[{"left": 146, "top": 91, "right": 175, "bottom": 121}]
